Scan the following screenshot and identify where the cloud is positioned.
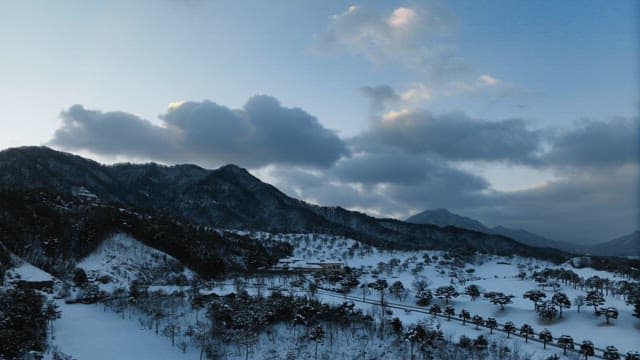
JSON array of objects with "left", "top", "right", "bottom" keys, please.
[
  {"left": 313, "top": 4, "right": 465, "bottom": 82},
  {"left": 464, "top": 164, "right": 639, "bottom": 244},
  {"left": 51, "top": 105, "right": 176, "bottom": 159},
  {"left": 360, "top": 85, "right": 400, "bottom": 112},
  {"left": 353, "top": 109, "right": 543, "bottom": 164},
  {"left": 50, "top": 96, "right": 638, "bottom": 243},
  {"left": 50, "top": 95, "right": 348, "bottom": 168},
  {"left": 334, "top": 151, "right": 446, "bottom": 185},
  {"left": 314, "top": 5, "right": 530, "bottom": 105},
  {"left": 265, "top": 149, "right": 492, "bottom": 220},
  {"left": 543, "top": 116, "right": 639, "bottom": 168}
]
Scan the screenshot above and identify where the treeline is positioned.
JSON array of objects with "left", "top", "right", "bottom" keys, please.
[
  {"left": 0, "top": 190, "right": 292, "bottom": 279},
  {"left": 0, "top": 288, "right": 58, "bottom": 359}
]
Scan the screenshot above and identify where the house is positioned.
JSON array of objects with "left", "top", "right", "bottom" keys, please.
[
  {"left": 71, "top": 186, "right": 99, "bottom": 203},
  {"left": 6, "top": 262, "right": 55, "bottom": 293},
  {"left": 274, "top": 257, "right": 344, "bottom": 273},
  {"left": 306, "top": 260, "right": 344, "bottom": 272}
]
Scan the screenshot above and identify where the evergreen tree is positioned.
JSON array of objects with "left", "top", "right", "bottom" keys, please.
[
  {"left": 558, "top": 335, "right": 575, "bottom": 356},
  {"left": 551, "top": 292, "right": 571, "bottom": 318},
  {"left": 604, "top": 346, "right": 621, "bottom": 360},
  {"left": 519, "top": 324, "right": 533, "bottom": 343},
  {"left": 416, "top": 289, "right": 433, "bottom": 307},
  {"left": 586, "top": 290, "right": 605, "bottom": 313},
  {"left": 489, "top": 293, "right": 514, "bottom": 311},
  {"left": 444, "top": 305, "right": 455, "bottom": 321},
  {"left": 435, "top": 285, "right": 459, "bottom": 304},
  {"left": 536, "top": 301, "right": 559, "bottom": 321},
  {"left": 464, "top": 284, "right": 481, "bottom": 301},
  {"left": 389, "top": 281, "right": 405, "bottom": 301},
  {"left": 459, "top": 309, "right": 471, "bottom": 325},
  {"left": 580, "top": 341, "right": 595, "bottom": 360},
  {"left": 538, "top": 329, "right": 553, "bottom": 349},
  {"left": 625, "top": 351, "right": 640, "bottom": 360},
  {"left": 485, "top": 317, "right": 497, "bottom": 334},
  {"left": 0, "top": 289, "right": 47, "bottom": 359},
  {"left": 503, "top": 321, "right": 516, "bottom": 338},
  {"left": 597, "top": 307, "right": 619, "bottom": 325},
  {"left": 472, "top": 314, "right": 484, "bottom": 330},
  {"left": 523, "top": 289, "right": 546, "bottom": 310}
]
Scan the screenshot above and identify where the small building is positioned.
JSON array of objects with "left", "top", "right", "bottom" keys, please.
[
  {"left": 71, "top": 186, "right": 99, "bottom": 203},
  {"left": 274, "top": 257, "right": 344, "bottom": 273},
  {"left": 306, "top": 260, "right": 344, "bottom": 272},
  {"left": 6, "top": 262, "right": 55, "bottom": 293}
]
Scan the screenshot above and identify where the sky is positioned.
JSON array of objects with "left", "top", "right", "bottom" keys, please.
[{"left": 0, "top": 0, "right": 638, "bottom": 244}]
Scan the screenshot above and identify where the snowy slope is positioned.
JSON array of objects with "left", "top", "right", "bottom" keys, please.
[{"left": 78, "top": 233, "right": 195, "bottom": 291}]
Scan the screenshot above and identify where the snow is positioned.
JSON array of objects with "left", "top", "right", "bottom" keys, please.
[
  {"left": 4, "top": 230, "right": 636, "bottom": 359},
  {"left": 243, "top": 231, "right": 640, "bottom": 356},
  {"left": 5, "top": 257, "right": 54, "bottom": 282},
  {"left": 50, "top": 301, "right": 200, "bottom": 360},
  {"left": 78, "top": 233, "right": 194, "bottom": 291}
]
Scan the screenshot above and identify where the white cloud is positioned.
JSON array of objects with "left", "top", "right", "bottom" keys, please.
[
  {"left": 400, "top": 83, "right": 433, "bottom": 103},
  {"left": 388, "top": 7, "right": 418, "bottom": 31},
  {"left": 315, "top": 5, "right": 528, "bottom": 101}
]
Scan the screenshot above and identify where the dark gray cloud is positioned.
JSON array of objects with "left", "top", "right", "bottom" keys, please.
[
  {"left": 333, "top": 151, "right": 488, "bottom": 188},
  {"left": 264, "top": 114, "right": 638, "bottom": 243},
  {"left": 50, "top": 96, "right": 348, "bottom": 168},
  {"left": 51, "top": 105, "right": 176, "bottom": 159},
  {"left": 353, "top": 109, "right": 543, "bottom": 164},
  {"left": 543, "top": 117, "right": 639, "bottom": 168},
  {"left": 267, "top": 152, "right": 491, "bottom": 218},
  {"left": 463, "top": 165, "right": 639, "bottom": 244},
  {"left": 50, "top": 96, "right": 638, "bottom": 243}
]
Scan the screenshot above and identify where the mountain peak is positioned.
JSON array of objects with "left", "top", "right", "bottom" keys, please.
[
  {"left": 405, "top": 208, "right": 489, "bottom": 233},
  {"left": 217, "top": 163, "right": 248, "bottom": 173}
]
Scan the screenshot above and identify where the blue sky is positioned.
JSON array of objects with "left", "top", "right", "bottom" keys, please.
[{"left": 0, "top": 0, "right": 637, "bottom": 243}]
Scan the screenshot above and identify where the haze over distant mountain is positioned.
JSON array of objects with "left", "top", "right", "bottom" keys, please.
[
  {"left": 0, "top": 146, "right": 571, "bottom": 262},
  {"left": 406, "top": 208, "right": 584, "bottom": 253},
  {"left": 406, "top": 208, "right": 640, "bottom": 257},
  {"left": 587, "top": 230, "right": 640, "bottom": 257}
]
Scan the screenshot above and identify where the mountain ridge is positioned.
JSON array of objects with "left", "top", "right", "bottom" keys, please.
[
  {"left": 406, "top": 208, "right": 638, "bottom": 256},
  {"left": 0, "top": 146, "right": 571, "bottom": 262}
]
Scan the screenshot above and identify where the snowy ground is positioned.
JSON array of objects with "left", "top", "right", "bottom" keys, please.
[
  {"left": 5, "top": 230, "right": 638, "bottom": 359},
  {"left": 78, "top": 233, "right": 194, "bottom": 292},
  {"left": 48, "top": 301, "right": 200, "bottom": 360},
  {"left": 243, "top": 231, "right": 640, "bottom": 356}
]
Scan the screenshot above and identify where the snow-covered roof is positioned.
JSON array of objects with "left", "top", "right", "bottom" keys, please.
[{"left": 7, "top": 261, "right": 53, "bottom": 282}]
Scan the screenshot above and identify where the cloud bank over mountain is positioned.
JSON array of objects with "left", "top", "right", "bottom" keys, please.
[{"left": 49, "top": 93, "right": 638, "bottom": 244}]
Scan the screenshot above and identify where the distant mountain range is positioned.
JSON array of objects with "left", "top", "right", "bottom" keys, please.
[
  {"left": 0, "top": 146, "right": 572, "bottom": 263},
  {"left": 406, "top": 208, "right": 639, "bottom": 257}
]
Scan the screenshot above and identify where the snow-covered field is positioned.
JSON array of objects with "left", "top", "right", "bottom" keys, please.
[
  {"left": 244, "top": 232, "right": 640, "bottom": 356},
  {"left": 49, "top": 301, "right": 200, "bottom": 360},
  {"left": 4, "top": 231, "right": 638, "bottom": 359}
]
